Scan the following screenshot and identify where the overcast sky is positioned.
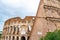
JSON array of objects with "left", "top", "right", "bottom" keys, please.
[{"left": 0, "top": 0, "right": 40, "bottom": 31}]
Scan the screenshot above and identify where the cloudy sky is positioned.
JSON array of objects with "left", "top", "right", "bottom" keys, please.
[{"left": 0, "top": 0, "right": 40, "bottom": 31}]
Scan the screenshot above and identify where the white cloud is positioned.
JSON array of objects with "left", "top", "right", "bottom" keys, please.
[
  {"left": 0, "top": 0, "right": 40, "bottom": 31},
  {"left": 1, "top": 0, "right": 40, "bottom": 13}
]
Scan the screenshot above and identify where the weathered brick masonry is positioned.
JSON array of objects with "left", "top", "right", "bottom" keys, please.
[{"left": 29, "top": 0, "right": 60, "bottom": 40}]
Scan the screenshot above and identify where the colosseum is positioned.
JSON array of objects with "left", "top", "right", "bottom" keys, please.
[
  {"left": 1, "top": 0, "right": 60, "bottom": 40},
  {"left": 1, "top": 16, "right": 35, "bottom": 40}
]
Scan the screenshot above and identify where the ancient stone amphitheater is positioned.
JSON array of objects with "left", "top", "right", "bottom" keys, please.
[
  {"left": 1, "top": 0, "right": 60, "bottom": 40},
  {"left": 1, "top": 16, "right": 35, "bottom": 40},
  {"left": 29, "top": 0, "right": 60, "bottom": 40}
]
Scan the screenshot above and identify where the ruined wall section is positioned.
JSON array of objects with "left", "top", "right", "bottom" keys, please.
[{"left": 29, "top": 0, "right": 60, "bottom": 40}]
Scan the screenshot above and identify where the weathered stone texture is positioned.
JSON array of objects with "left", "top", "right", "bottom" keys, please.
[
  {"left": 29, "top": 0, "right": 60, "bottom": 40},
  {"left": 1, "top": 16, "right": 35, "bottom": 40},
  {"left": 37, "top": 0, "right": 60, "bottom": 18}
]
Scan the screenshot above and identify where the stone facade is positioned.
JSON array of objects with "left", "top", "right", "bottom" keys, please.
[
  {"left": 1, "top": 0, "right": 60, "bottom": 40},
  {"left": 29, "top": 0, "right": 60, "bottom": 40},
  {"left": 1, "top": 16, "right": 35, "bottom": 40}
]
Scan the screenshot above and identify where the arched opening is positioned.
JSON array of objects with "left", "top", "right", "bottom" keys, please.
[
  {"left": 17, "top": 27, "right": 19, "bottom": 34},
  {"left": 4, "top": 36, "right": 5, "bottom": 40},
  {"left": 6, "top": 36, "right": 8, "bottom": 40},
  {"left": 17, "top": 36, "right": 19, "bottom": 40},
  {"left": 27, "top": 36, "right": 30, "bottom": 40},
  {"left": 12, "top": 36, "right": 15, "bottom": 40},
  {"left": 21, "top": 36, "right": 26, "bottom": 40},
  {"left": 28, "top": 25, "right": 32, "bottom": 32},
  {"left": 9, "top": 36, "right": 11, "bottom": 40},
  {"left": 13, "top": 26, "right": 16, "bottom": 34}
]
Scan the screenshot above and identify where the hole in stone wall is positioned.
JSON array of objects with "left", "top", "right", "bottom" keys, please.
[
  {"left": 17, "top": 36, "right": 19, "bottom": 40},
  {"left": 12, "top": 36, "right": 15, "bottom": 40},
  {"left": 21, "top": 36, "right": 26, "bottom": 40},
  {"left": 9, "top": 36, "right": 11, "bottom": 40},
  {"left": 27, "top": 36, "right": 30, "bottom": 40}
]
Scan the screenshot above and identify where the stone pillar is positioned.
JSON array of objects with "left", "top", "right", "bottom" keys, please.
[
  {"left": 11, "top": 26, "right": 12, "bottom": 34},
  {"left": 9, "top": 27, "right": 11, "bottom": 33},
  {"left": 19, "top": 37, "right": 21, "bottom": 40},
  {"left": 15, "top": 36, "right": 17, "bottom": 40},
  {"left": 19, "top": 27, "right": 21, "bottom": 34},
  {"left": 26, "top": 36, "right": 27, "bottom": 40},
  {"left": 16, "top": 27, "right": 18, "bottom": 34},
  {"left": 5, "top": 36, "right": 6, "bottom": 40},
  {"left": 14, "top": 27, "right": 16, "bottom": 34},
  {"left": 8, "top": 36, "right": 9, "bottom": 40},
  {"left": 11, "top": 27, "right": 13, "bottom": 34},
  {"left": 7, "top": 28, "right": 8, "bottom": 34},
  {"left": 11, "top": 27, "right": 14, "bottom": 34},
  {"left": 6, "top": 36, "right": 8, "bottom": 40},
  {"left": 8, "top": 28, "right": 9, "bottom": 34},
  {"left": 11, "top": 36, "right": 13, "bottom": 40}
]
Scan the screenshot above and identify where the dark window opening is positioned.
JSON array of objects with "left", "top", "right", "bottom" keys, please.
[
  {"left": 6, "top": 36, "right": 8, "bottom": 40},
  {"left": 27, "top": 36, "right": 30, "bottom": 40},
  {"left": 12, "top": 36, "right": 15, "bottom": 40},
  {"left": 21, "top": 36, "right": 26, "bottom": 40},
  {"left": 17, "top": 28, "right": 19, "bottom": 34},
  {"left": 9, "top": 36, "right": 11, "bottom": 40},
  {"left": 13, "top": 27, "right": 16, "bottom": 34},
  {"left": 17, "top": 36, "right": 19, "bottom": 40}
]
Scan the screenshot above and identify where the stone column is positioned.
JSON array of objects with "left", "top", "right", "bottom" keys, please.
[
  {"left": 11, "top": 36, "right": 13, "bottom": 40},
  {"left": 11, "top": 27, "right": 14, "bottom": 34},
  {"left": 15, "top": 36, "right": 17, "bottom": 40},
  {"left": 9, "top": 27, "right": 11, "bottom": 33},
  {"left": 14, "top": 27, "right": 15, "bottom": 34},
  {"left": 19, "top": 37, "right": 21, "bottom": 40},
  {"left": 8, "top": 28, "right": 9, "bottom": 34},
  {"left": 11, "top": 27, "right": 13, "bottom": 34},
  {"left": 16, "top": 27, "right": 18, "bottom": 34},
  {"left": 11, "top": 26, "right": 12, "bottom": 34},
  {"left": 7, "top": 28, "right": 8, "bottom": 34},
  {"left": 5, "top": 36, "right": 6, "bottom": 40},
  {"left": 8, "top": 36, "right": 9, "bottom": 40},
  {"left": 6, "top": 36, "right": 8, "bottom": 40},
  {"left": 25, "top": 36, "right": 27, "bottom": 40}
]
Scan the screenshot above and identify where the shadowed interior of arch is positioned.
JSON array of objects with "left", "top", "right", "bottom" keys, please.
[{"left": 21, "top": 36, "right": 26, "bottom": 40}]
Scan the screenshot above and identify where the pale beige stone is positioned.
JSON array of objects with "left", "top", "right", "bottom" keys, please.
[{"left": 1, "top": 16, "right": 35, "bottom": 40}]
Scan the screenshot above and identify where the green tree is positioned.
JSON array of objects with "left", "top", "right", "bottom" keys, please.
[
  {"left": 40, "top": 30, "right": 60, "bottom": 40},
  {"left": 0, "top": 34, "right": 2, "bottom": 38}
]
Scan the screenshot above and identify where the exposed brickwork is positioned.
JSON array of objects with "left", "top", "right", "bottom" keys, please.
[
  {"left": 29, "top": 0, "right": 60, "bottom": 40},
  {"left": 1, "top": 16, "right": 35, "bottom": 40}
]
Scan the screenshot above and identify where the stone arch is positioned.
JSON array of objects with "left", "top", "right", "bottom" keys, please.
[
  {"left": 3, "top": 36, "right": 5, "bottom": 40},
  {"left": 17, "top": 36, "right": 19, "bottom": 40},
  {"left": 27, "top": 36, "right": 30, "bottom": 40},
  {"left": 12, "top": 36, "right": 15, "bottom": 40},
  {"left": 6, "top": 36, "right": 8, "bottom": 40},
  {"left": 11, "top": 26, "right": 12, "bottom": 34},
  {"left": 21, "top": 36, "right": 26, "bottom": 40},
  {"left": 17, "top": 27, "right": 19, "bottom": 34},
  {"left": 9, "top": 36, "right": 11, "bottom": 40},
  {"left": 13, "top": 26, "right": 16, "bottom": 34}
]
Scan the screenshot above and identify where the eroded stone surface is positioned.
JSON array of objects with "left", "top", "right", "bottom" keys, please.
[
  {"left": 1, "top": 16, "right": 35, "bottom": 40},
  {"left": 29, "top": 0, "right": 60, "bottom": 40}
]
